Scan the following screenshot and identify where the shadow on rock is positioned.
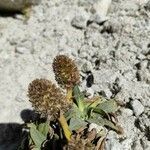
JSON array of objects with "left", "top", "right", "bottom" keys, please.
[
  {"left": 0, "top": 123, "right": 22, "bottom": 150},
  {"left": 20, "top": 109, "right": 40, "bottom": 123},
  {"left": 0, "top": 109, "right": 39, "bottom": 150},
  {"left": 0, "top": 10, "right": 22, "bottom": 17}
]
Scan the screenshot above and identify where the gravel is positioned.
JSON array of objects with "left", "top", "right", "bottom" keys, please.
[
  {"left": 131, "top": 99, "right": 145, "bottom": 116},
  {"left": 0, "top": 0, "right": 150, "bottom": 149}
]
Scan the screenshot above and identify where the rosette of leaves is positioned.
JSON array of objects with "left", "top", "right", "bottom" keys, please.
[
  {"left": 65, "top": 85, "right": 123, "bottom": 140},
  {"left": 28, "top": 78, "right": 72, "bottom": 142},
  {"left": 52, "top": 55, "right": 80, "bottom": 101}
]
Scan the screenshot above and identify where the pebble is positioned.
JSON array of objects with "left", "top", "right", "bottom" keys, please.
[
  {"left": 81, "top": 61, "right": 93, "bottom": 73},
  {"left": 105, "top": 131, "right": 122, "bottom": 150},
  {"left": 85, "top": 87, "right": 94, "bottom": 98},
  {"left": 137, "top": 69, "right": 150, "bottom": 84},
  {"left": 140, "top": 60, "right": 148, "bottom": 70},
  {"left": 144, "top": 0, "right": 150, "bottom": 10},
  {"left": 88, "top": 123, "right": 107, "bottom": 134},
  {"left": 121, "top": 108, "right": 133, "bottom": 117},
  {"left": 131, "top": 100, "right": 145, "bottom": 116},
  {"left": 71, "top": 15, "right": 88, "bottom": 29},
  {"left": 90, "top": 0, "right": 112, "bottom": 24},
  {"left": 15, "top": 46, "right": 31, "bottom": 54},
  {"left": 132, "top": 140, "right": 143, "bottom": 150}
]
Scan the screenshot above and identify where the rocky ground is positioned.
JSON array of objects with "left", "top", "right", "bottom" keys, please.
[{"left": 0, "top": 0, "right": 150, "bottom": 149}]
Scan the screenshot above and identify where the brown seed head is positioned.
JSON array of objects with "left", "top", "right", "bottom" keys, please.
[
  {"left": 28, "top": 79, "right": 69, "bottom": 120},
  {"left": 53, "top": 55, "right": 80, "bottom": 89}
]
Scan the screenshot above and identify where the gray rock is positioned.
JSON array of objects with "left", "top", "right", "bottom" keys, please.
[
  {"left": 71, "top": 15, "right": 87, "bottom": 29},
  {"left": 90, "top": 0, "right": 112, "bottom": 24},
  {"left": 144, "top": 0, "right": 150, "bottom": 10},
  {"left": 85, "top": 87, "right": 94, "bottom": 98},
  {"left": 137, "top": 69, "right": 150, "bottom": 84},
  {"left": 138, "top": 114, "right": 150, "bottom": 131},
  {"left": 88, "top": 123, "right": 107, "bottom": 134},
  {"left": 81, "top": 61, "right": 93, "bottom": 73},
  {"left": 15, "top": 46, "right": 31, "bottom": 54},
  {"left": 120, "top": 1, "right": 139, "bottom": 11},
  {"left": 132, "top": 140, "right": 143, "bottom": 150},
  {"left": 0, "top": 0, "right": 40, "bottom": 11},
  {"left": 105, "top": 131, "right": 122, "bottom": 150},
  {"left": 121, "top": 108, "right": 133, "bottom": 117},
  {"left": 0, "top": 0, "right": 150, "bottom": 149},
  {"left": 131, "top": 100, "right": 145, "bottom": 116},
  {"left": 141, "top": 136, "right": 150, "bottom": 150}
]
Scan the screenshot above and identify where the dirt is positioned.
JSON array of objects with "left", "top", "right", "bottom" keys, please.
[{"left": 0, "top": 0, "right": 150, "bottom": 149}]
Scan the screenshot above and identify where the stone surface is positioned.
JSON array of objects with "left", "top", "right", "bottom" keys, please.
[
  {"left": 131, "top": 100, "right": 145, "bottom": 116},
  {"left": 90, "top": 0, "right": 112, "bottom": 23},
  {"left": 0, "top": 0, "right": 150, "bottom": 149},
  {"left": 71, "top": 15, "right": 88, "bottom": 29},
  {"left": 0, "top": 0, "right": 40, "bottom": 11}
]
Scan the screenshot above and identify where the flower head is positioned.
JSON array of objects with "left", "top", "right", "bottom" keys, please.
[
  {"left": 28, "top": 79, "right": 69, "bottom": 120},
  {"left": 52, "top": 55, "right": 80, "bottom": 89}
]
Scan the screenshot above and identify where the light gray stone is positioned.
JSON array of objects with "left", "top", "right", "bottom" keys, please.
[
  {"left": 85, "top": 87, "right": 94, "bottom": 98},
  {"left": 0, "top": 0, "right": 40, "bottom": 11},
  {"left": 71, "top": 15, "right": 88, "bottom": 29},
  {"left": 81, "top": 61, "right": 93, "bottom": 73},
  {"left": 88, "top": 123, "right": 107, "bottom": 134},
  {"left": 90, "top": 0, "right": 112, "bottom": 24},
  {"left": 0, "top": 0, "right": 150, "bottom": 149},
  {"left": 132, "top": 140, "right": 143, "bottom": 150},
  {"left": 15, "top": 46, "right": 31, "bottom": 54},
  {"left": 131, "top": 100, "right": 145, "bottom": 116},
  {"left": 105, "top": 131, "right": 122, "bottom": 150},
  {"left": 121, "top": 108, "right": 133, "bottom": 117}
]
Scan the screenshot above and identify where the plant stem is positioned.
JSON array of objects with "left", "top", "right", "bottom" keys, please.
[
  {"left": 66, "top": 88, "right": 73, "bottom": 101},
  {"left": 58, "top": 111, "right": 72, "bottom": 141}
]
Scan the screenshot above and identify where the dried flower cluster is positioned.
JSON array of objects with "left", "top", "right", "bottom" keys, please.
[
  {"left": 63, "top": 128, "right": 99, "bottom": 150},
  {"left": 53, "top": 55, "right": 80, "bottom": 89},
  {"left": 28, "top": 79, "right": 69, "bottom": 120}
]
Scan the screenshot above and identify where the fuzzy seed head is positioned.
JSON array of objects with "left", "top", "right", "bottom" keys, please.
[
  {"left": 53, "top": 55, "right": 80, "bottom": 89},
  {"left": 28, "top": 79, "right": 69, "bottom": 120}
]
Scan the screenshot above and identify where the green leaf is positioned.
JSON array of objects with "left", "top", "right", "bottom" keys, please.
[
  {"left": 92, "top": 107, "right": 108, "bottom": 118},
  {"left": 65, "top": 104, "right": 83, "bottom": 120},
  {"left": 73, "top": 85, "right": 85, "bottom": 112},
  {"left": 37, "top": 122, "right": 49, "bottom": 137},
  {"left": 96, "top": 100, "right": 118, "bottom": 113},
  {"left": 87, "top": 115, "right": 122, "bottom": 133},
  {"left": 32, "top": 148, "right": 40, "bottom": 150},
  {"left": 27, "top": 123, "right": 37, "bottom": 128},
  {"left": 69, "top": 117, "right": 88, "bottom": 131},
  {"left": 30, "top": 125, "right": 46, "bottom": 148}
]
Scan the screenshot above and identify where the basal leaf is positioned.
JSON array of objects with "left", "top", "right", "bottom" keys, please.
[
  {"left": 87, "top": 115, "right": 122, "bottom": 133},
  {"left": 37, "top": 122, "right": 49, "bottom": 137},
  {"left": 73, "top": 85, "right": 85, "bottom": 112},
  {"left": 73, "top": 85, "right": 84, "bottom": 101},
  {"left": 92, "top": 107, "right": 108, "bottom": 118},
  {"left": 69, "top": 117, "right": 88, "bottom": 131},
  {"left": 65, "top": 104, "right": 82, "bottom": 120},
  {"left": 30, "top": 126, "right": 46, "bottom": 148},
  {"left": 32, "top": 148, "right": 40, "bottom": 150},
  {"left": 96, "top": 100, "right": 118, "bottom": 113}
]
